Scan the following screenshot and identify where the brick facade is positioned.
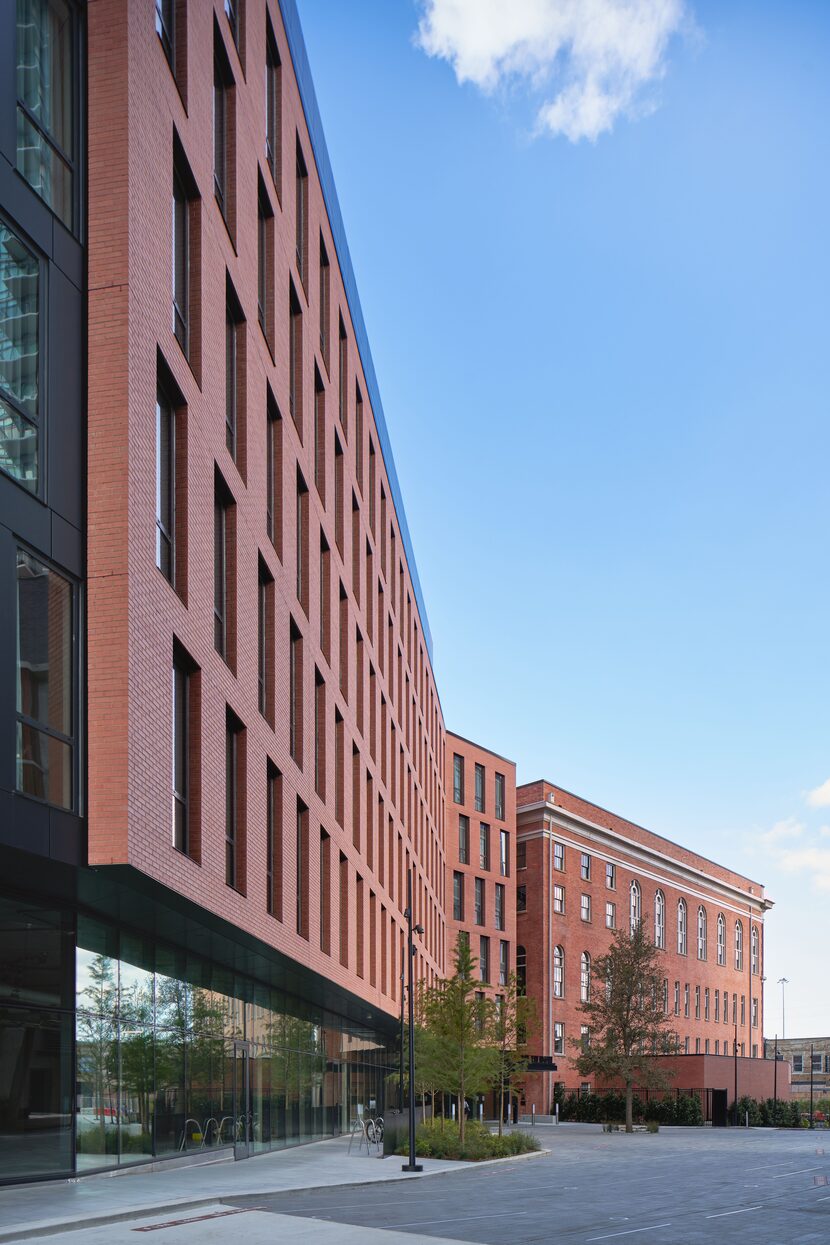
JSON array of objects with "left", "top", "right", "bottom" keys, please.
[
  {"left": 444, "top": 733, "right": 516, "bottom": 999},
  {"left": 517, "top": 781, "right": 771, "bottom": 1111},
  {"left": 87, "top": 0, "right": 446, "bottom": 1023}
]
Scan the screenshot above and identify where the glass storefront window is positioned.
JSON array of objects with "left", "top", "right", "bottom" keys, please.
[
  {"left": 0, "top": 894, "right": 72, "bottom": 1009},
  {"left": 0, "top": 1006, "right": 72, "bottom": 1179}
]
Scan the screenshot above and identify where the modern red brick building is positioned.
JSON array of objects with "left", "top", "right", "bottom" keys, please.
[
  {"left": 0, "top": 0, "right": 782, "bottom": 1186},
  {"left": 516, "top": 780, "right": 777, "bottom": 1116},
  {"left": 445, "top": 734, "right": 516, "bottom": 1002}
]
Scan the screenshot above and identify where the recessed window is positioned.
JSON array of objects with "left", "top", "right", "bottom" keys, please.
[
  {"left": 677, "top": 899, "right": 688, "bottom": 955},
  {"left": 257, "top": 176, "right": 274, "bottom": 350},
  {"left": 499, "top": 940, "right": 509, "bottom": 987},
  {"left": 606, "top": 861, "right": 616, "bottom": 889},
  {"left": 580, "top": 853, "right": 591, "bottom": 881},
  {"left": 172, "top": 643, "right": 199, "bottom": 860},
  {"left": 479, "top": 823, "right": 489, "bottom": 871},
  {"left": 258, "top": 557, "right": 274, "bottom": 723},
  {"left": 654, "top": 889, "right": 665, "bottom": 948},
  {"left": 553, "top": 841, "right": 564, "bottom": 871},
  {"left": 16, "top": 549, "right": 75, "bottom": 810},
  {"left": 717, "top": 912, "right": 726, "bottom": 966},
  {"left": 295, "top": 139, "right": 308, "bottom": 286},
  {"left": 553, "top": 1022, "right": 564, "bottom": 1055},
  {"left": 629, "top": 880, "right": 641, "bottom": 931},
  {"left": 495, "top": 772, "right": 505, "bottom": 820},
  {"left": 499, "top": 829, "right": 509, "bottom": 877},
  {"left": 697, "top": 906, "right": 707, "bottom": 960},
  {"left": 458, "top": 814, "right": 469, "bottom": 864},
  {"left": 213, "top": 478, "right": 233, "bottom": 662},
  {"left": 265, "top": 19, "right": 281, "bottom": 191},
  {"left": 319, "top": 235, "right": 330, "bottom": 366},
  {"left": 213, "top": 42, "right": 233, "bottom": 222},
  {"left": 517, "top": 884, "right": 526, "bottom": 913},
  {"left": 338, "top": 316, "right": 347, "bottom": 431},
  {"left": 474, "top": 762, "right": 485, "bottom": 812},
  {"left": 516, "top": 840, "right": 527, "bottom": 870},
  {"left": 479, "top": 935, "right": 490, "bottom": 984},
  {"left": 225, "top": 708, "right": 244, "bottom": 891},
  {"left": 266, "top": 762, "right": 282, "bottom": 918},
  {"left": 735, "top": 920, "right": 744, "bottom": 971},
  {"left": 453, "top": 871, "right": 464, "bottom": 921},
  {"left": 474, "top": 877, "right": 484, "bottom": 925},
  {"left": 172, "top": 139, "right": 200, "bottom": 374},
  {"left": 0, "top": 219, "right": 40, "bottom": 492},
  {"left": 289, "top": 283, "right": 303, "bottom": 436},
  {"left": 225, "top": 281, "right": 245, "bottom": 464},
  {"left": 16, "top": 0, "right": 77, "bottom": 231},
  {"left": 580, "top": 893, "right": 591, "bottom": 922},
  {"left": 553, "top": 946, "right": 564, "bottom": 998},
  {"left": 605, "top": 901, "right": 615, "bottom": 929},
  {"left": 155, "top": 384, "right": 175, "bottom": 583},
  {"left": 289, "top": 618, "right": 303, "bottom": 766},
  {"left": 553, "top": 884, "right": 564, "bottom": 915},
  {"left": 495, "top": 882, "right": 505, "bottom": 931},
  {"left": 580, "top": 952, "right": 591, "bottom": 1002},
  {"left": 453, "top": 753, "right": 464, "bottom": 804},
  {"left": 266, "top": 389, "right": 282, "bottom": 556}
]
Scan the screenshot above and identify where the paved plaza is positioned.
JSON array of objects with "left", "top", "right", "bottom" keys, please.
[{"left": 1, "top": 1126, "right": 828, "bottom": 1244}]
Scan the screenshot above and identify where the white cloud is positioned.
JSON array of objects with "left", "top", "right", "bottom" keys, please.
[
  {"left": 806, "top": 777, "right": 830, "bottom": 808},
  {"left": 820, "top": 825, "right": 830, "bottom": 839},
  {"left": 760, "top": 817, "right": 805, "bottom": 844},
  {"left": 774, "top": 846, "right": 830, "bottom": 893},
  {"left": 415, "top": 0, "right": 691, "bottom": 142}
]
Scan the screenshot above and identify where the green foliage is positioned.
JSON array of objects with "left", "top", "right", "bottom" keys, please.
[
  {"left": 731, "top": 1097, "right": 802, "bottom": 1128},
  {"left": 572, "top": 922, "right": 678, "bottom": 1131},
  {"left": 487, "top": 972, "right": 539, "bottom": 1136},
  {"left": 646, "top": 1120, "right": 660, "bottom": 1133},
  {"left": 557, "top": 1090, "right": 702, "bottom": 1125},
  {"left": 394, "top": 1119, "right": 540, "bottom": 1161}
]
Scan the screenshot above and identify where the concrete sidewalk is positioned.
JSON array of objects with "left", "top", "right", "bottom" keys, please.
[{"left": 0, "top": 1135, "right": 546, "bottom": 1242}]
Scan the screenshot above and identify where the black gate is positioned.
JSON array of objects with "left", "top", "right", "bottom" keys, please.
[{"left": 712, "top": 1089, "right": 728, "bottom": 1127}]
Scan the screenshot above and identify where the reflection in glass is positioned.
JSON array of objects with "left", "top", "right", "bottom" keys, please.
[
  {"left": 16, "top": 550, "right": 73, "bottom": 808},
  {"left": 75, "top": 1006, "right": 118, "bottom": 1169},
  {"left": 0, "top": 1006, "right": 72, "bottom": 1178},
  {"left": 16, "top": 0, "right": 75, "bottom": 228},
  {"left": 0, "top": 894, "right": 71, "bottom": 1008}
]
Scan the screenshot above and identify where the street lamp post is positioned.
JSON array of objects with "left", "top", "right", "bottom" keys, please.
[
  {"left": 399, "top": 944, "right": 405, "bottom": 1113},
  {"left": 773, "top": 1034, "right": 779, "bottom": 1122},
  {"left": 734, "top": 1024, "right": 739, "bottom": 1126},
  {"left": 778, "top": 977, "right": 789, "bottom": 1040},
  {"left": 402, "top": 868, "right": 424, "bottom": 1173}
]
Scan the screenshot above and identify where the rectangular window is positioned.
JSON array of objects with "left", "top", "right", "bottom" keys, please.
[
  {"left": 314, "top": 369, "right": 325, "bottom": 501},
  {"left": 319, "top": 532, "right": 330, "bottom": 660},
  {"left": 257, "top": 558, "right": 274, "bottom": 723},
  {"left": 499, "top": 940, "right": 509, "bottom": 987},
  {"left": 155, "top": 383, "right": 175, "bottom": 582},
  {"left": 553, "top": 841, "right": 564, "bottom": 870},
  {"left": 792, "top": 1054, "right": 803, "bottom": 1074},
  {"left": 606, "top": 862, "right": 616, "bottom": 888},
  {"left": 474, "top": 877, "right": 484, "bottom": 926},
  {"left": 266, "top": 763, "right": 282, "bottom": 918},
  {"left": 705, "top": 987, "right": 710, "bottom": 1021},
  {"left": 266, "top": 391, "right": 281, "bottom": 555},
  {"left": 296, "top": 799, "right": 309, "bottom": 939},
  {"left": 224, "top": 0, "right": 243, "bottom": 57},
  {"left": 213, "top": 42, "right": 232, "bottom": 222},
  {"left": 517, "top": 884, "right": 526, "bottom": 913},
  {"left": 225, "top": 282, "right": 245, "bottom": 463},
  {"left": 319, "top": 235, "right": 330, "bottom": 366},
  {"left": 172, "top": 141, "right": 200, "bottom": 370},
  {"left": 320, "top": 829, "right": 331, "bottom": 954},
  {"left": 741, "top": 995, "right": 746, "bottom": 1026},
  {"left": 715, "top": 990, "right": 720, "bottom": 1022},
  {"left": 499, "top": 829, "right": 509, "bottom": 877},
  {"left": 213, "top": 478, "right": 233, "bottom": 663},
  {"left": 265, "top": 19, "right": 281, "bottom": 191},
  {"left": 581, "top": 893, "right": 591, "bottom": 922},
  {"left": 479, "top": 823, "right": 490, "bottom": 871},
  {"left": 257, "top": 176, "right": 274, "bottom": 349},
  {"left": 495, "top": 883, "right": 505, "bottom": 931},
  {"left": 674, "top": 981, "right": 680, "bottom": 1016},
  {"left": 156, "top": 0, "right": 174, "bottom": 69},
  {"left": 474, "top": 762, "right": 485, "bottom": 812},
  {"left": 453, "top": 871, "right": 464, "bottom": 921},
  {"left": 553, "top": 885, "right": 565, "bottom": 914},
  {"left": 312, "top": 670, "right": 325, "bottom": 801},
  {"left": 355, "top": 385, "right": 364, "bottom": 489},
  {"left": 684, "top": 984, "right": 690, "bottom": 1018},
  {"left": 173, "top": 163, "right": 188, "bottom": 352},
  {"left": 172, "top": 657, "right": 188, "bottom": 852},
  {"left": 16, "top": 551, "right": 75, "bottom": 811},
  {"left": 289, "top": 284, "right": 302, "bottom": 436},
  {"left": 516, "top": 840, "right": 527, "bottom": 870},
  {"left": 695, "top": 985, "right": 700, "bottom": 1019},
  {"left": 16, "top": 0, "right": 77, "bottom": 230},
  {"left": 605, "top": 901, "right": 615, "bottom": 929},
  {"left": 495, "top": 772, "right": 505, "bottom": 820},
  {"left": 368, "top": 441, "right": 376, "bottom": 532},
  {"left": 289, "top": 619, "right": 303, "bottom": 766},
  {"left": 751, "top": 998, "right": 758, "bottom": 1028},
  {"left": 295, "top": 139, "right": 308, "bottom": 285},
  {"left": 580, "top": 853, "right": 591, "bottom": 881},
  {"left": 458, "top": 814, "right": 469, "bottom": 864},
  {"left": 453, "top": 753, "right": 464, "bottom": 804},
  {"left": 296, "top": 468, "right": 308, "bottom": 613},
  {"left": 338, "top": 316, "right": 347, "bottom": 431},
  {"left": 225, "top": 709, "right": 244, "bottom": 891},
  {"left": 554, "top": 1023, "right": 564, "bottom": 1055},
  {"left": 479, "top": 936, "right": 490, "bottom": 984},
  {"left": 0, "top": 220, "right": 40, "bottom": 492}
]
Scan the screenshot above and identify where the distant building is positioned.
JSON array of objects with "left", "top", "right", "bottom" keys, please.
[{"left": 765, "top": 1037, "right": 830, "bottom": 1098}]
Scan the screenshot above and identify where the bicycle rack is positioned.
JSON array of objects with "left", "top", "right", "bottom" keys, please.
[{"left": 179, "top": 1119, "right": 203, "bottom": 1152}]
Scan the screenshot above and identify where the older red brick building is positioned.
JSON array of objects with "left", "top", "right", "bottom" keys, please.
[{"left": 516, "top": 780, "right": 776, "bottom": 1115}]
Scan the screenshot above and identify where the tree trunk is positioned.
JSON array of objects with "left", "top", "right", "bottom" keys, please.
[
  {"left": 498, "top": 1071, "right": 504, "bottom": 1137},
  {"left": 458, "top": 1092, "right": 464, "bottom": 1144},
  {"left": 625, "top": 1080, "right": 633, "bottom": 1133}
]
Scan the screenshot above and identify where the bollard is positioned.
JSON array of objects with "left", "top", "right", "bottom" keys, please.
[
  {"left": 451, "top": 1102, "right": 456, "bottom": 1121},
  {"left": 532, "top": 1103, "right": 536, "bottom": 1127},
  {"left": 479, "top": 1102, "right": 483, "bottom": 1122},
  {"left": 745, "top": 1111, "right": 749, "bottom": 1129},
  {"left": 555, "top": 1102, "right": 559, "bottom": 1126}
]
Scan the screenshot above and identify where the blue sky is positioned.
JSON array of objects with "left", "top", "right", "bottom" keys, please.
[{"left": 296, "top": 0, "right": 830, "bottom": 1039}]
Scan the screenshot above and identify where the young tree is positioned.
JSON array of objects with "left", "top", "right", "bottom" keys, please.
[
  {"left": 573, "top": 921, "right": 678, "bottom": 1132},
  {"left": 420, "top": 935, "right": 496, "bottom": 1142},
  {"left": 487, "top": 973, "right": 539, "bottom": 1136}
]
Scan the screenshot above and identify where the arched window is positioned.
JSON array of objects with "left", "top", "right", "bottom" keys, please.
[
  {"left": 580, "top": 952, "right": 591, "bottom": 1002},
  {"left": 717, "top": 913, "right": 726, "bottom": 965},
  {"left": 553, "top": 945, "right": 564, "bottom": 998},
  {"left": 735, "top": 920, "right": 743, "bottom": 971},
  {"left": 654, "top": 890, "right": 665, "bottom": 949},
  {"left": 697, "top": 906, "right": 707, "bottom": 960},
  {"left": 629, "top": 880, "right": 641, "bottom": 932},
  {"left": 751, "top": 925, "right": 759, "bottom": 975},
  {"left": 677, "top": 898, "right": 687, "bottom": 955},
  {"left": 517, "top": 945, "right": 527, "bottom": 996}
]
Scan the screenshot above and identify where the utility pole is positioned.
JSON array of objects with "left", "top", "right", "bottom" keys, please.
[
  {"left": 401, "top": 868, "right": 424, "bottom": 1173},
  {"left": 773, "top": 1034, "right": 778, "bottom": 1122},
  {"left": 810, "top": 1042, "right": 814, "bottom": 1129},
  {"left": 399, "top": 943, "right": 405, "bottom": 1113},
  {"left": 778, "top": 977, "right": 789, "bottom": 1040},
  {"left": 734, "top": 1024, "right": 739, "bottom": 1126}
]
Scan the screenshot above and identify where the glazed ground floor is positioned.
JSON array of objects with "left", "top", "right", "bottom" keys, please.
[{"left": 0, "top": 849, "right": 396, "bottom": 1184}]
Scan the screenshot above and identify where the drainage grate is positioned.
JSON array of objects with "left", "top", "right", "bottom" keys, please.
[{"left": 133, "top": 1207, "right": 264, "bottom": 1232}]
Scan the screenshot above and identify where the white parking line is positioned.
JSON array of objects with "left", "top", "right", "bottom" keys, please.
[
  {"left": 586, "top": 1225, "right": 672, "bottom": 1242},
  {"left": 706, "top": 1206, "right": 763, "bottom": 1219},
  {"left": 391, "top": 1209, "right": 527, "bottom": 1228},
  {"left": 772, "top": 1166, "right": 824, "bottom": 1179}
]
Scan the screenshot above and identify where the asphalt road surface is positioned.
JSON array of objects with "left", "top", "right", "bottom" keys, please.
[{"left": 226, "top": 1124, "right": 830, "bottom": 1244}]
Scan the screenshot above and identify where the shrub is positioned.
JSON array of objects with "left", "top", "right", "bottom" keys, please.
[
  {"left": 646, "top": 1120, "right": 660, "bottom": 1133},
  {"left": 395, "top": 1119, "right": 540, "bottom": 1162}
]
